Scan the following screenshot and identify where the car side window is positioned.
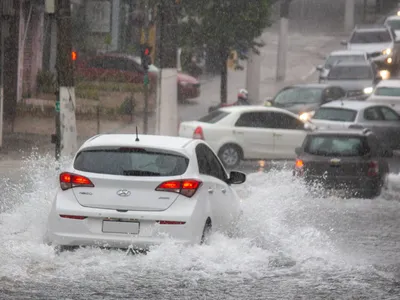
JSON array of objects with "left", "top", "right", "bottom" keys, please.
[
  {"left": 87, "top": 58, "right": 104, "bottom": 68},
  {"left": 364, "top": 107, "right": 383, "bottom": 121},
  {"left": 196, "top": 144, "right": 227, "bottom": 182},
  {"left": 267, "top": 112, "right": 304, "bottom": 130},
  {"left": 332, "top": 87, "right": 346, "bottom": 99},
  {"left": 379, "top": 106, "right": 400, "bottom": 121},
  {"left": 235, "top": 112, "right": 269, "bottom": 128}
]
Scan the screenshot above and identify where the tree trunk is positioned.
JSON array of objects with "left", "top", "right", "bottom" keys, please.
[{"left": 219, "top": 48, "right": 228, "bottom": 104}]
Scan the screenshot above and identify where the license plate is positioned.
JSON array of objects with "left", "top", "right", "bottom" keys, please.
[{"left": 102, "top": 220, "right": 139, "bottom": 234}]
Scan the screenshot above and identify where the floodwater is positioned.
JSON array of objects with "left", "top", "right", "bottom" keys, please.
[{"left": 0, "top": 154, "right": 400, "bottom": 299}]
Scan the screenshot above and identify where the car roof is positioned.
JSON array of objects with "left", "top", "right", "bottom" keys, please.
[
  {"left": 376, "top": 79, "right": 400, "bottom": 87},
  {"left": 80, "top": 134, "right": 195, "bottom": 152},
  {"left": 289, "top": 83, "right": 332, "bottom": 89},
  {"left": 307, "top": 129, "right": 371, "bottom": 136},
  {"left": 320, "top": 100, "right": 378, "bottom": 110},
  {"left": 385, "top": 15, "right": 400, "bottom": 21},
  {"left": 329, "top": 50, "right": 366, "bottom": 56},
  {"left": 333, "top": 60, "right": 371, "bottom": 67},
  {"left": 354, "top": 24, "right": 390, "bottom": 32},
  {"left": 219, "top": 105, "right": 297, "bottom": 114}
]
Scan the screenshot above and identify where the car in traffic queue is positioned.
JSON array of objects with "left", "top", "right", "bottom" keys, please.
[
  {"left": 384, "top": 15, "right": 400, "bottom": 40},
  {"left": 263, "top": 83, "right": 347, "bottom": 122},
  {"left": 76, "top": 53, "right": 201, "bottom": 102},
  {"left": 311, "top": 100, "right": 400, "bottom": 151},
  {"left": 316, "top": 50, "right": 369, "bottom": 82},
  {"left": 293, "top": 128, "right": 392, "bottom": 199},
  {"left": 366, "top": 79, "right": 400, "bottom": 114},
  {"left": 44, "top": 134, "right": 246, "bottom": 252},
  {"left": 178, "top": 106, "right": 315, "bottom": 169},
  {"left": 341, "top": 24, "right": 400, "bottom": 72},
  {"left": 320, "top": 60, "right": 382, "bottom": 99}
]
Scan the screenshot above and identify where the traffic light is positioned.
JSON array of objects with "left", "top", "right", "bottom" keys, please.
[
  {"left": 71, "top": 51, "right": 78, "bottom": 61},
  {"left": 141, "top": 44, "right": 152, "bottom": 71}
]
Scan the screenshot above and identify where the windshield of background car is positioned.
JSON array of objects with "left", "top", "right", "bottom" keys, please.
[
  {"left": 273, "top": 87, "right": 323, "bottom": 106},
  {"left": 385, "top": 20, "right": 400, "bottom": 30},
  {"left": 304, "top": 135, "right": 369, "bottom": 157},
  {"left": 198, "top": 110, "right": 230, "bottom": 123},
  {"left": 74, "top": 148, "right": 189, "bottom": 176},
  {"left": 349, "top": 30, "right": 392, "bottom": 43},
  {"left": 325, "top": 55, "right": 365, "bottom": 68},
  {"left": 374, "top": 87, "right": 400, "bottom": 96},
  {"left": 313, "top": 107, "right": 358, "bottom": 122},
  {"left": 327, "top": 65, "right": 373, "bottom": 80}
]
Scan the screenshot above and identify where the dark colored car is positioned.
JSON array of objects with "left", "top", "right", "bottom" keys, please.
[
  {"left": 293, "top": 128, "right": 393, "bottom": 198},
  {"left": 264, "top": 84, "right": 347, "bottom": 121}
]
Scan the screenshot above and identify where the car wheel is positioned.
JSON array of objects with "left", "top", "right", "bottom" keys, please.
[
  {"left": 200, "top": 218, "right": 212, "bottom": 245},
  {"left": 218, "top": 144, "right": 242, "bottom": 169}
]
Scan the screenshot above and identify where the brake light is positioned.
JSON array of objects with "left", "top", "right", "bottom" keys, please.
[
  {"left": 156, "top": 220, "right": 186, "bottom": 225},
  {"left": 367, "top": 161, "right": 379, "bottom": 176},
  {"left": 294, "top": 159, "right": 304, "bottom": 176},
  {"left": 295, "top": 159, "right": 304, "bottom": 168},
  {"left": 59, "top": 214, "right": 87, "bottom": 220},
  {"left": 193, "top": 126, "right": 204, "bottom": 140},
  {"left": 60, "top": 172, "right": 94, "bottom": 191},
  {"left": 155, "top": 179, "right": 202, "bottom": 198}
]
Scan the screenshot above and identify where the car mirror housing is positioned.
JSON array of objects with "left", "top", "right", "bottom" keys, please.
[{"left": 227, "top": 171, "right": 246, "bottom": 185}]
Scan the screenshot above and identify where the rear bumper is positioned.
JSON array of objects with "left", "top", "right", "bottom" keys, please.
[
  {"left": 179, "top": 84, "right": 201, "bottom": 99},
  {"left": 304, "top": 175, "right": 380, "bottom": 192}
]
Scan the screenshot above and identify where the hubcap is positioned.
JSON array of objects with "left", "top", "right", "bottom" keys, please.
[{"left": 222, "top": 147, "right": 239, "bottom": 167}]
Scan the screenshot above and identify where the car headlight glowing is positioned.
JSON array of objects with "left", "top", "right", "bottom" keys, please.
[
  {"left": 363, "top": 86, "right": 373, "bottom": 94},
  {"left": 299, "top": 111, "right": 315, "bottom": 121},
  {"left": 382, "top": 48, "right": 392, "bottom": 56},
  {"left": 379, "top": 69, "right": 391, "bottom": 80}
]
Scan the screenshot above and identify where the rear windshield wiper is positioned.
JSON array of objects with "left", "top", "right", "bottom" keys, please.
[{"left": 123, "top": 170, "right": 161, "bottom": 176}]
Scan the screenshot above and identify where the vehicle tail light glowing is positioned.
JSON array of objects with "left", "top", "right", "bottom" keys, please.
[
  {"left": 59, "top": 214, "right": 87, "bottom": 220},
  {"left": 193, "top": 126, "right": 204, "bottom": 140},
  {"left": 367, "top": 161, "right": 379, "bottom": 176},
  {"left": 60, "top": 172, "right": 94, "bottom": 191},
  {"left": 155, "top": 179, "right": 202, "bottom": 198},
  {"left": 294, "top": 159, "right": 304, "bottom": 176},
  {"left": 156, "top": 220, "right": 186, "bottom": 225}
]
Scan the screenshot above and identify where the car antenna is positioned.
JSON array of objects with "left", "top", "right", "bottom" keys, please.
[{"left": 135, "top": 126, "right": 140, "bottom": 142}]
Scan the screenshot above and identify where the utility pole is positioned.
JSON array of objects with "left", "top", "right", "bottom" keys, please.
[
  {"left": 156, "top": 0, "right": 179, "bottom": 136},
  {"left": 344, "top": 0, "right": 355, "bottom": 33},
  {"left": 55, "top": 0, "right": 78, "bottom": 158},
  {"left": 143, "top": 0, "right": 150, "bottom": 134},
  {"left": 0, "top": 17, "right": 5, "bottom": 149},
  {"left": 276, "top": 0, "right": 291, "bottom": 82},
  {"left": 246, "top": 47, "right": 262, "bottom": 103}
]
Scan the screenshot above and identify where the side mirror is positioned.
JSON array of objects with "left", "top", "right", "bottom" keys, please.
[
  {"left": 227, "top": 171, "right": 246, "bottom": 185},
  {"left": 295, "top": 147, "right": 303, "bottom": 156},
  {"left": 316, "top": 65, "right": 323, "bottom": 72},
  {"left": 264, "top": 97, "right": 273, "bottom": 106},
  {"left": 374, "top": 75, "right": 383, "bottom": 84},
  {"left": 340, "top": 40, "right": 348, "bottom": 46}
]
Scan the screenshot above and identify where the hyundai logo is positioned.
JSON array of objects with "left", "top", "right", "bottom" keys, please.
[{"left": 117, "top": 189, "right": 131, "bottom": 197}]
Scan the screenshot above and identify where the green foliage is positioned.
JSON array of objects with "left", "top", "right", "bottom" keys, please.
[
  {"left": 118, "top": 95, "right": 136, "bottom": 115},
  {"left": 180, "top": 0, "right": 271, "bottom": 57},
  {"left": 75, "top": 80, "right": 143, "bottom": 100},
  {"left": 36, "top": 70, "right": 57, "bottom": 94}
]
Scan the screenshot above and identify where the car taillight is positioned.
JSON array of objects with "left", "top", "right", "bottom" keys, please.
[
  {"left": 156, "top": 220, "right": 186, "bottom": 225},
  {"left": 367, "top": 161, "right": 379, "bottom": 176},
  {"left": 155, "top": 179, "right": 202, "bottom": 198},
  {"left": 294, "top": 159, "right": 304, "bottom": 176},
  {"left": 59, "top": 214, "right": 87, "bottom": 220},
  {"left": 193, "top": 126, "right": 204, "bottom": 140},
  {"left": 60, "top": 172, "right": 94, "bottom": 191}
]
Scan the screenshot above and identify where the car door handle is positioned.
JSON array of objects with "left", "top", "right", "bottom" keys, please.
[
  {"left": 208, "top": 188, "right": 214, "bottom": 194},
  {"left": 273, "top": 133, "right": 282, "bottom": 137},
  {"left": 221, "top": 188, "right": 227, "bottom": 194},
  {"left": 233, "top": 130, "right": 244, "bottom": 135}
]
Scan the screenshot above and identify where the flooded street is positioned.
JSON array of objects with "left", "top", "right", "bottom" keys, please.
[{"left": 0, "top": 155, "right": 399, "bottom": 299}]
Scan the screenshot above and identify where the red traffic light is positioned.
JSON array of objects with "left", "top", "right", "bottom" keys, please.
[
  {"left": 144, "top": 48, "right": 150, "bottom": 56},
  {"left": 71, "top": 51, "right": 77, "bottom": 61}
]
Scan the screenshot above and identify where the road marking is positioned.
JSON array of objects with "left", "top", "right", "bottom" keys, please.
[{"left": 301, "top": 67, "right": 317, "bottom": 81}]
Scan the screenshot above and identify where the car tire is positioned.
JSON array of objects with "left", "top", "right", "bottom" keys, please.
[
  {"left": 218, "top": 144, "right": 242, "bottom": 169},
  {"left": 200, "top": 218, "right": 212, "bottom": 245}
]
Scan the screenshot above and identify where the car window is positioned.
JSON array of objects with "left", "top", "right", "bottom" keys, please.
[
  {"left": 87, "top": 58, "right": 104, "bottom": 68},
  {"left": 379, "top": 106, "right": 400, "bottom": 121},
  {"left": 266, "top": 112, "right": 305, "bottom": 130},
  {"left": 324, "top": 55, "right": 365, "bottom": 68},
  {"left": 350, "top": 30, "right": 392, "bottom": 43},
  {"left": 364, "top": 107, "right": 383, "bottom": 121},
  {"left": 313, "top": 107, "right": 358, "bottom": 122},
  {"left": 385, "top": 19, "right": 400, "bottom": 30},
  {"left": 304, "top": 135, "right": 369, "bottom": 157},
  {"left": 374, "top": 87, "right": 400, "bottom": 97},
  {"left": 195, "top": 144, "right": 227, "bottom": 181},
  {"left": 273, "top": 87, "right": 323, "bottom": 106},
  {"left": 327, "top": 65, "right": 373, "bottom": 80},
  {"left": 74, "top": 147, "right": 189, "bottom": 176},
  {"left": 235, "top": 112, "right": 269, "bottom": 128},
  {"left": 199, "top": 110, "right": 230, "bottom": 124}
]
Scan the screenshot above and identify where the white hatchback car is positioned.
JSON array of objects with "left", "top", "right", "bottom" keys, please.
[
  {"left": 44, "top": 134, "right": 246, "bottom": 251},
  {"left": 179, "top": 106, "right": 315, "bottom": 168}
]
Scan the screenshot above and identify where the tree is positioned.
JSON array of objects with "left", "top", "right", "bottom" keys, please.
[{"left": 180, "top": 0, "right": 271, "bottom": 104}]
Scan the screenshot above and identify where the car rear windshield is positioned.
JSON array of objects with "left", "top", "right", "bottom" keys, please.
[
  {"left": 304, "top": 135, "right": 370, "bottom": 157},
  {"left": 327, "top": 65, "right": 373, "bottom": 80},
  {"left": 313, "top": 107, "right": 358, "bottom": 122},
  {"left": 350, "top": 30, "right": 392, "bottom": 43},
  {"left": 374, "top": 87, "right": 400, "bottom": 96},
  {"left": 325, "top": 55, "right": 365, "bottom": 68},
  {"left": 198, "top": 110, "right": 230, "bottom": 123},
  {"left": 386, "top": 20, "right": 400, "bottom": 30},
  {"left": 74, "top": 147, "right": 189, "bottom": 176}
]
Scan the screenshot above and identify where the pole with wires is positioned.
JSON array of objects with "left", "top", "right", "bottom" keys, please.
[{"left": 276, "top": 0, "right": 291, "bottom": 81}]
